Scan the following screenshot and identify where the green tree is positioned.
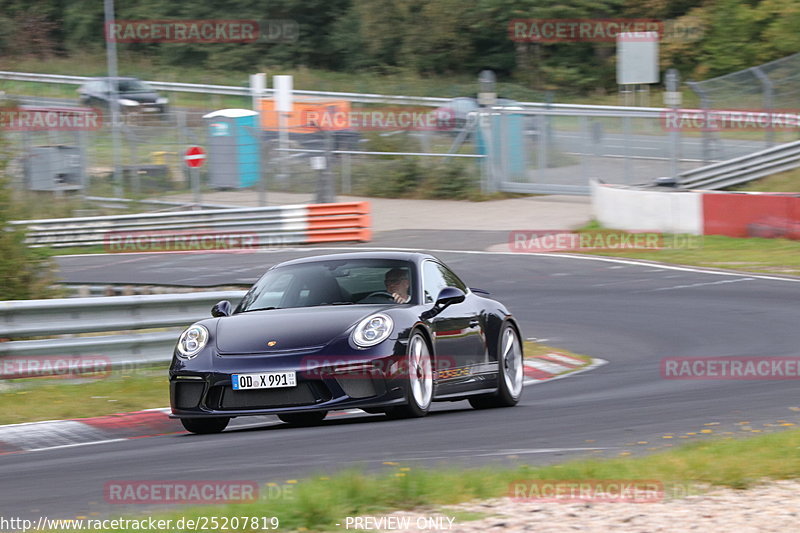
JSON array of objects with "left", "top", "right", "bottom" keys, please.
[
  {"left": 758, "top": 0, "right": 800, "bottom": 57},
  {"left": 695, "top": 0, "right": 765, "bottom": 78}
]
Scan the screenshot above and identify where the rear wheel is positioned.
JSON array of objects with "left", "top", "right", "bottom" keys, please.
[
  {"left": 277, "top": 411, "right": 327, "bottom": 426},
  {"left": 180, "top": 417, "right": 230, "bottom": 434},
  {"left": 385, "top": 331, "right": 433, "bottom": 419},
  {"left": 469, "top": 324, "right": 523, "bottom": 409}
]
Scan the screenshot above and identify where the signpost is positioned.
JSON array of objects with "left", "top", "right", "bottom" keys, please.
[
  {"left": 274, "top": 75, "right": 293, "bottom": 181},
  {"left": 185, "top": 145, "right": 206, "bottom": 205},
  {"left": 665, "top": 68, "right": 681, "bottom": 180}
]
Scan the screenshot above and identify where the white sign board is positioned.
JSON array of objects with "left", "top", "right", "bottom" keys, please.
[
  {"left": 616, "top": 32, "right": 659, "bottom": 85},
  {"left": 250, "top": 73, "right": 266, "bottom": 94},
  {"left": 250, "top": 73, "right": 266, "bottom": 111},
  {"left": 274, "top": 75, "right": 293, "bottom": 113},
  {"left": 310, "top": 156, "right": 326, "bottom": 170}
]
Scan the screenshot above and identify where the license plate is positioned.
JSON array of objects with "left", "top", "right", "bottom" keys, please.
[
  {"left": 231, "top": 371, "right": 296, "bottom": 390},
  {"left": 143, "top": 107, "right": 159, "bottom": 112}
]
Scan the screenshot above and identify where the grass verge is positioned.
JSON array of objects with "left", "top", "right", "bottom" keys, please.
[
  {"left": 66, "top": 428, "right": 800, "bottom": 532},
  {"left": 523, "top": 341, "right": 591, "bottom": 364},
  {"left": 0, "top": 366, "right": 169, "bottom": 425},
  {"left": 571, "top": 223, "right": 800, "bottom": 276},
  {"left": 733, "top": 166, "right": 800, "bottom": 193}
]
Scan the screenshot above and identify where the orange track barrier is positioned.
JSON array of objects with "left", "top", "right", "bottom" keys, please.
[{"left": 305, "top": 202, "right": 371, "bottom": 243}]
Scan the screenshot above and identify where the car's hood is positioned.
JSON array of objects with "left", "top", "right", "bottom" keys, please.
[{"left": 215, "top": 305, "right": 391, "bottom": 354}]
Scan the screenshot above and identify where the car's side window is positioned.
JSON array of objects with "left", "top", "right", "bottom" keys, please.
[
  {"left": 422, "top": 261, "right": 449, "bottom": 304},
  {"left": 438, "top": 263, "right": 467, "bottom": 292}
]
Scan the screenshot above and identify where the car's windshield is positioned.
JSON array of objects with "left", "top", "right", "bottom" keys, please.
[
  {"left": 117, "top": 79, "right": 152, "bottom": 93},
  {"left": 236, "top": 259, "right": 415, "bottom": 312}
]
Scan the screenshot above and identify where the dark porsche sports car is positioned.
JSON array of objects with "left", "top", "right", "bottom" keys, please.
[{"left": 170, "top": 252, "right": 524, "bottom": 434}]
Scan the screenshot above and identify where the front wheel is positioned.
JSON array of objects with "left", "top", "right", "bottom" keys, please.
[
  {"left": 277, "top": 411, "right": 327, "bottom": 426},
  {"left": 180, "top": 416, "right": 230, "bottom": 434},
  {"left": 385, "top": 331, "right": 433, "bottom": 419},
  {"left": 469, "top": 324, "right": 523, "bottom": 409}
]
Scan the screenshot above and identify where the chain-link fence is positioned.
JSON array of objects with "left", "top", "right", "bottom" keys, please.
[
  {"left": 687, "top": 52, "right": 800, "bottom": 157},
  {"left": 6, "top": 95, "right": 779, "bottom": 205},
  {"left": 5, "top": 111, "right": 208, "bottom": 203},
  {"left": 4, "top": 107, "right": 488, "bottom": 206}
]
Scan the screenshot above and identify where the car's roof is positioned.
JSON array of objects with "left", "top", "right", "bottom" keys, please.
[{"left": 275, "top": 251, "right": 437, "bottom": 268}]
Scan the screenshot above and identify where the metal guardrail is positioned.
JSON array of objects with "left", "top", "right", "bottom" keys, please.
[
  {"left": 85, "top": 196, "right": 235, "bottom": 211},
  {"left": 678, "top": 139, "right": 800, "bottom": 190},
  {"left": 0, "top": 70, "right": 670, "bottom": 114},
  {"left": 11, "top": 201, "right": 371, "bottom": 248},
  {"left": 0, "top": 291, "right": 246, "bottom": 366}
]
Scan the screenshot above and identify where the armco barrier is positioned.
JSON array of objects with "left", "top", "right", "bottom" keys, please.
[
  {"left": 10, "top": 202, "right": 371, "bottom": 248},
  {"left": 0, "top": 291, "right": 246, "bottom": 366},
  {"left": 678, "top": 139, "right": 800, "bottom": 190}
]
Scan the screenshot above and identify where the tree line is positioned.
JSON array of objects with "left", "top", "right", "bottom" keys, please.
[{"left": 1, "top": 0, "right": 799, "bottom": 93}]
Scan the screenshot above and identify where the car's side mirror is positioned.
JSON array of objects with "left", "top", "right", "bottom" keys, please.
[
  {"left": 422, "top": 287, "right": 466, "bottom": 319},
  {"left": 436, "top": 287, "right": 466, "bottom": 307},
  {"left": 211, "top": 300, "right": 232, "bottom": 317}
]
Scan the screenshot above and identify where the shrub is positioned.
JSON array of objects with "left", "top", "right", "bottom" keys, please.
[{"left": 0, "top": 132, "right": 60, "bottom": 300}]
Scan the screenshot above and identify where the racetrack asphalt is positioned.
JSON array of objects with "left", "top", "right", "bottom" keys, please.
[{"left": 6, "top": 236, "right": 799, "bottom": 520}]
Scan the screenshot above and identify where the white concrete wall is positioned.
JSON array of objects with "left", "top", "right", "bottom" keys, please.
[{"left": 591, "top": 180, "right": 703, "bottom": 235}]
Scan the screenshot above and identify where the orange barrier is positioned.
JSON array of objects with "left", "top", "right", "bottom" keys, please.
[
  {"left": 258, "top": 98, "right": 351, "bottom": 133},
  {"left": 306, "top": 202, "right": 371, "bottom": 243}
]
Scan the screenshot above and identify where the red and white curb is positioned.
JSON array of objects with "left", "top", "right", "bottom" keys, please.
[
  {"left": 0, "top": 356, "right": 605, "bottom": 454},
  {"left": 524, "top": 353, "right": 608, "bottom": 385},
  {"left": 0, "top": 408, "right": 180, "bottom": 454}
]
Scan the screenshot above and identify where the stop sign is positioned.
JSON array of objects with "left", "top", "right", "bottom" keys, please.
[{"left": 184, "top": 145, "right": 206, "bottom": 168}]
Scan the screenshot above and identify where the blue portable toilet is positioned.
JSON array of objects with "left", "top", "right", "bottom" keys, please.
[
  {"left": 203, "top": 109, "right": 260, "bottom": 188},
  {"left": 475, "top": 107, "right": 527, "bottom": 180}
]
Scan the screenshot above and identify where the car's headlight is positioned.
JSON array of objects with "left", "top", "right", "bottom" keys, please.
[
  {"left": 176, "top": 324, "right": 209, "bottom": 359},
  {"left": 118, "top": 98, "right": 139, "bottom": 106},
  {"left": 156, "top": 97, "right": 169, "bottom": 104},
  {"left": 352, "top": 313, "right": 393, "bottom": 348}
]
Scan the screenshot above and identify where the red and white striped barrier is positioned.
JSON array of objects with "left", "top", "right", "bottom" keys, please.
[
  {"left": 592, "top": 181, "right": 800, "bottom": 240},
  {"left": 13, "top": 201, "right": 372, "bottom": 249}
]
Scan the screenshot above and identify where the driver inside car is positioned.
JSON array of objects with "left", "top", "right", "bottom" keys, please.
[{"left": 384, "top": 268, "right": 411, "bottom": 303}]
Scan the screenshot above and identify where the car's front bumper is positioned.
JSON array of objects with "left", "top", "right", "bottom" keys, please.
[{"left": 170, "top": 350, "right": 410, "bottom": 418}]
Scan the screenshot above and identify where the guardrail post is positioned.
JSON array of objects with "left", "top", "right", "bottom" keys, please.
[
  {"left": 751, "top": 67, "right": 775, "bottom": 149},
  {"left": 687, "top": 81, "right": 713, "bottom": 165},
  {"left": 623, "top": 116, "right": 632, "bottom": 184}
]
